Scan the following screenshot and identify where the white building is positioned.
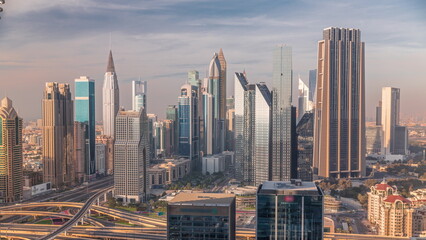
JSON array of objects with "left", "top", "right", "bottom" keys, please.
[
  {"left": 132, "top": 80, "right": 147, "bottom": 112},
  {"left": 202, "top": 154, "right": 225, "bottom": 175},
  {"left": 114, "top": 109, "right": 149, "bottom": 204},
  {"left": 102, "top": 50, "right": 119, "bottom": 137}
]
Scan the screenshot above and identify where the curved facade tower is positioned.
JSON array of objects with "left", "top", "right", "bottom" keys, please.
[{"left": 102, "top": 50, "right": 120, "bottom": 138}]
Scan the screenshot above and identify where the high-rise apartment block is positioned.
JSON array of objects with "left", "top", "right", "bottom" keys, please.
[
  {"left": 75, "top": 76, "right": 96, "bottom": 176},
  {"left": 234, "top": 72, "right": 272, "bottom": 186},
  {"left": 103, "top": 50, "right": 119, "bottom": 137},
  {"left": 132, "top": 80, "right": 147, "bottom": 111},
  {"left": 0, "top": 97, "right": 23, "bottom": 203},
  {"left": 167, "top": 193, "right": 236, "bottom": 240},
  {"left": 271, "top": 45, "right": 297, "bottom": 181},
  {"left": 313, "top": 27, "right": 366, "bottom": 178},
  {"left": 42, "top": 82, "right": 74, "bottom": 188},
  {"left": 114, "top": 109, "right": 149, "bottom": 204},
  {"left": 256, "top": 180, "right": 323, "bottom": 240}
]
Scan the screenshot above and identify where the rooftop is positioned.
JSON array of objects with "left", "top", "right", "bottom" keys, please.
[
  {"left": 259, "top": 180, "right": 322, "bottom": 196},
  {"left": 384, "top": 195, "right": 411, "bottom": 204},
  {"left": 169, "top": 193, "right": 235, "bottom": 206}
]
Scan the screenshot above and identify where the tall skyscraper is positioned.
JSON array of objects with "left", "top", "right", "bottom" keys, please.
[
  {"left": 256, "top": 180, "right": 323, "bottom": 240},
  {"left": 167, "top": 193, "right": 236, "bottom": 240},
  {"left": 73, "top": 122, "right": 86, "bottom": 183},
  {"left": 234, "top": 73, "right": 272, "bottom": 186},
  {"left": 114, "top": 108, "right": 149, "bottom": 204},
  {"left": 202, "top": 92, "right": 214, "bottom": 155},
  {"left": 178, "top": 84, "right": 199, "bottom": 171},
  {"left": 381, "top": 87, "right": 402, "bottom": 155},
  {"left": 187, "top": 70, "right": 200, "bottom": 87},
  {"left": 308, "top": 69, "right": 317, "bottom": 102},
  {"left": 271, "top": 45, "right": 297, "bottom": 181},
  {"left": 42, "top": 82, "right": 74, "bottom": 188},
  {"left": 166, "top": 105, "right": 178, "bottom": 155},
  {"left": 75, "top": 76, "right": 96, "bottom": 177},
  {"left": 313, "top": 27, "right": 366, "bottom": 178},
  {"left": 103, "top": 50, "right": 119, "bottom": 137},
  {"left": 225, "top": 97, "right": 235, "bottom": 151},
  {"left": 132, "top": 80, "right": 147, "bottom": 111},
  {"left": 0, "top": 97, "right": 23, "bottom": 203},
  {"left": 208, "top": 50, "right": 226, "bottom": 154}
]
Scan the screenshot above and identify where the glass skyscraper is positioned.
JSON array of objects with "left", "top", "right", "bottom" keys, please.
[
  {"left": 271, "top": 45, "right": 297, "bottom": 181},
  {"left": 234, "top": 72, "right": 272, "bottom": 186},
  {"left": 256, "top": 180, "right": 323, "bottom": 240},
  {"left": 75, "top": 76, "right": 96, "bottom": 176},
  {"left": 178, "top": 84, "right": 199, "bottom": 171},
  {"left": 132, "top": 80, "right": 147, "bottom": 112}
]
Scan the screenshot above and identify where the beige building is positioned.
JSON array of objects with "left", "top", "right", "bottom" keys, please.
[
  {"left": 148, "top": 165, "right": 166, "bottom": 186},
  {"left": 0, "top": 97, "right": 23, "bottom": 203},
  {"left": 42, "top": 82, "right": 74, "bottom": 188},
  {"left": 96, "top": 135, "right": 114, "bottom": 175},
  {"left": 73, "top": 122, "right": 86, "bottom": 183},
  {"left": 159, "top": 158, "right": 191, "bottom": 184},
  {"left": 368, "top": 181, "right": 396, "bottom": 224},
  {"left": 313, "top": 27, "right": 366, "bottom": 178}
]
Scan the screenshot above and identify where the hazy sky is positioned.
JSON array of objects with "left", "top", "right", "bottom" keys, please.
[{"left": 1, "top": 0, "right": 425, "bottom": 121}]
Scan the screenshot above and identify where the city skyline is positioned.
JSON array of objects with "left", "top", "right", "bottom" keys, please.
[{"left": 1, "top": 1, "right": 425, "bottom": 121}]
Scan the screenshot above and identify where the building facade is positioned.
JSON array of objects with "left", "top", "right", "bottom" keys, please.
[
  {"left": 75, "top": 76, "right": 96, "bottom": 176},
  {"left": 0, "top": 97, "right": 23, "bottom": 203},
  {"left": 234, "top": 72, "right": 272, "bottom": 186},
  {"left": 271, "top": 45, "right": 297, "bottom": 181},
  {"left": 256, "top": 180, "right": 323, "bottom": 240},
  {"left": 178, "top": 84, "right": 199, "bottom": 171},
  {"left": 167, "top": 193, "right": 236, "bottom": 240},
  {"left": 42, "top": 82, "right": 74, "bottom": 188},
  {"left": 102, "top": 50, "right": 119, "bottom": 137},
  {"left": 73, "top": 122, "right": 86, "bottom": 183},
  {"left": 313, "top": 27, "right": 366, "bottom": 178},
  {"left": 114, "top": 109, "right": 149, "bottom": 204},
  {"left": 296, "top": 112, "right": 314, "bottom": 181}
]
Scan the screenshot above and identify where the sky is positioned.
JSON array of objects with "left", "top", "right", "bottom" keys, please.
[{"left": 0, "top": 0, "right": 425, "bottom": 121}]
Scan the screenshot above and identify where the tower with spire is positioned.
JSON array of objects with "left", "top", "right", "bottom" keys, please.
[{"left": 102, "top": 50, "right": 120, "bottom": 138}]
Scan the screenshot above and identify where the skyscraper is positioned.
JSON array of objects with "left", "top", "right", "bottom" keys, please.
[
  {"left": 225, "top": 97, "right": 235, "bottom": 151},
  {"left": 73, "top": 122, "right": 86, "bottom": 183},
  {"left": 313, "top": 27, "right": 366, "bottom": 178},
  {"left": 376, "top": 101, "right": 382, "bottom": 126},
  {"left": 187, "top": 70, "right": 200, "bottom": 87},
  {"left": 132, "top": 80, "right": 147, "bottom": 112},
  {"left": 0, "top": 97, "right": 23, "bottom": 203},
  {"left": 381, "top": 87, "right": 401, "bottom": 155},
  {"left": 202, "top": 91, "right": 214, "bottom": 155},
  {"left": 308, "top": 69, "right": 317, "bottom": 102},
  {"left": 208, "top": 50, "right": 226, "bottom": 154},
  {"left": 296, "top": 112, "right": 314, "bottom": 181},
  {"left": 103, "top": 50, "right": 119, "bottom": 137},
  {"left": 42, "top": 82, "right": 74, "bottom": 188},
  {"left": 178, "top": 84, "right": 199, "bottom": 171},
  {"left": 298, "top": 77, "right": 310, "bottom": 122},
  {"left": 166, "top": 105, "right": 178, "bottom": 155},
  {"left": 114, "top": 108, "right": 149, "bottom": 204},
  {"left": 75, "top": 76, "right": 96, "bottom": 177},
  {"left": 271, "top": 45, "right": 297, "bottom": 181},
  {"left": 256, "top": 180, "right": 323, "bottom": 240},
  {"left": 234, "top": 73, "right": 272, "bottom": 186}
]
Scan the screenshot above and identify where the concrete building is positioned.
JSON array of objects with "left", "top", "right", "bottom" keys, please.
[
  {"left": 167, "top": 192, "right": 236, "bottom": 240},
  {"left": 368, "top": 180, "right": 396, "bottom": 225},
  {"left": 96, "top": 135, "right": 114, "bottom": 175},
  {"left": 313, "top": 27, "right": 366, "bottom": 178},
  {"left": 102, "top": 50, "right": 119, "bottom": 138},
  {"left": 271, "top": 45, "right": 297, "bottom": 181},
  {"left": 114, "top": 109, "right": 149, "bottom": 204},
  {"left": 0, "top": 97, "right": 23, "bottom": 203},
  {"left": 42, "top": 82, "right": 74, "bottom": 188},
  {"left": 366, "top": 125, "right": 382, "bottom": 155},
  {"left": 159, "top": 158, "right": 191, "bottom": 184},
  {"left": 73, "top": 122, "right": 86, "bottom": 183},
  {"left": 74, "top": 76, "right": 96, "bottom": 177},
  {"left": 256, "top": 180, "right": 323, "bottom": 240},
  {"left": 148, "top": 165, "right": 166, "bottom": 187},
  {"left": 225, "top": 97, "right": 235, "bottom": 151},
  {"left": 95, "top": 143, "right": 106, "bottom": 175},
  {"left": 132, "top": 80, "right": 147, "bottom": 112},
  {"left": 202, "top": 154, "right": 225, "bottom": 175}
]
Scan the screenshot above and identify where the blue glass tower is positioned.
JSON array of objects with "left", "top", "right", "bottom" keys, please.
[{"left": 75, "top": 76, "right": 96, "bottom": 176}]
